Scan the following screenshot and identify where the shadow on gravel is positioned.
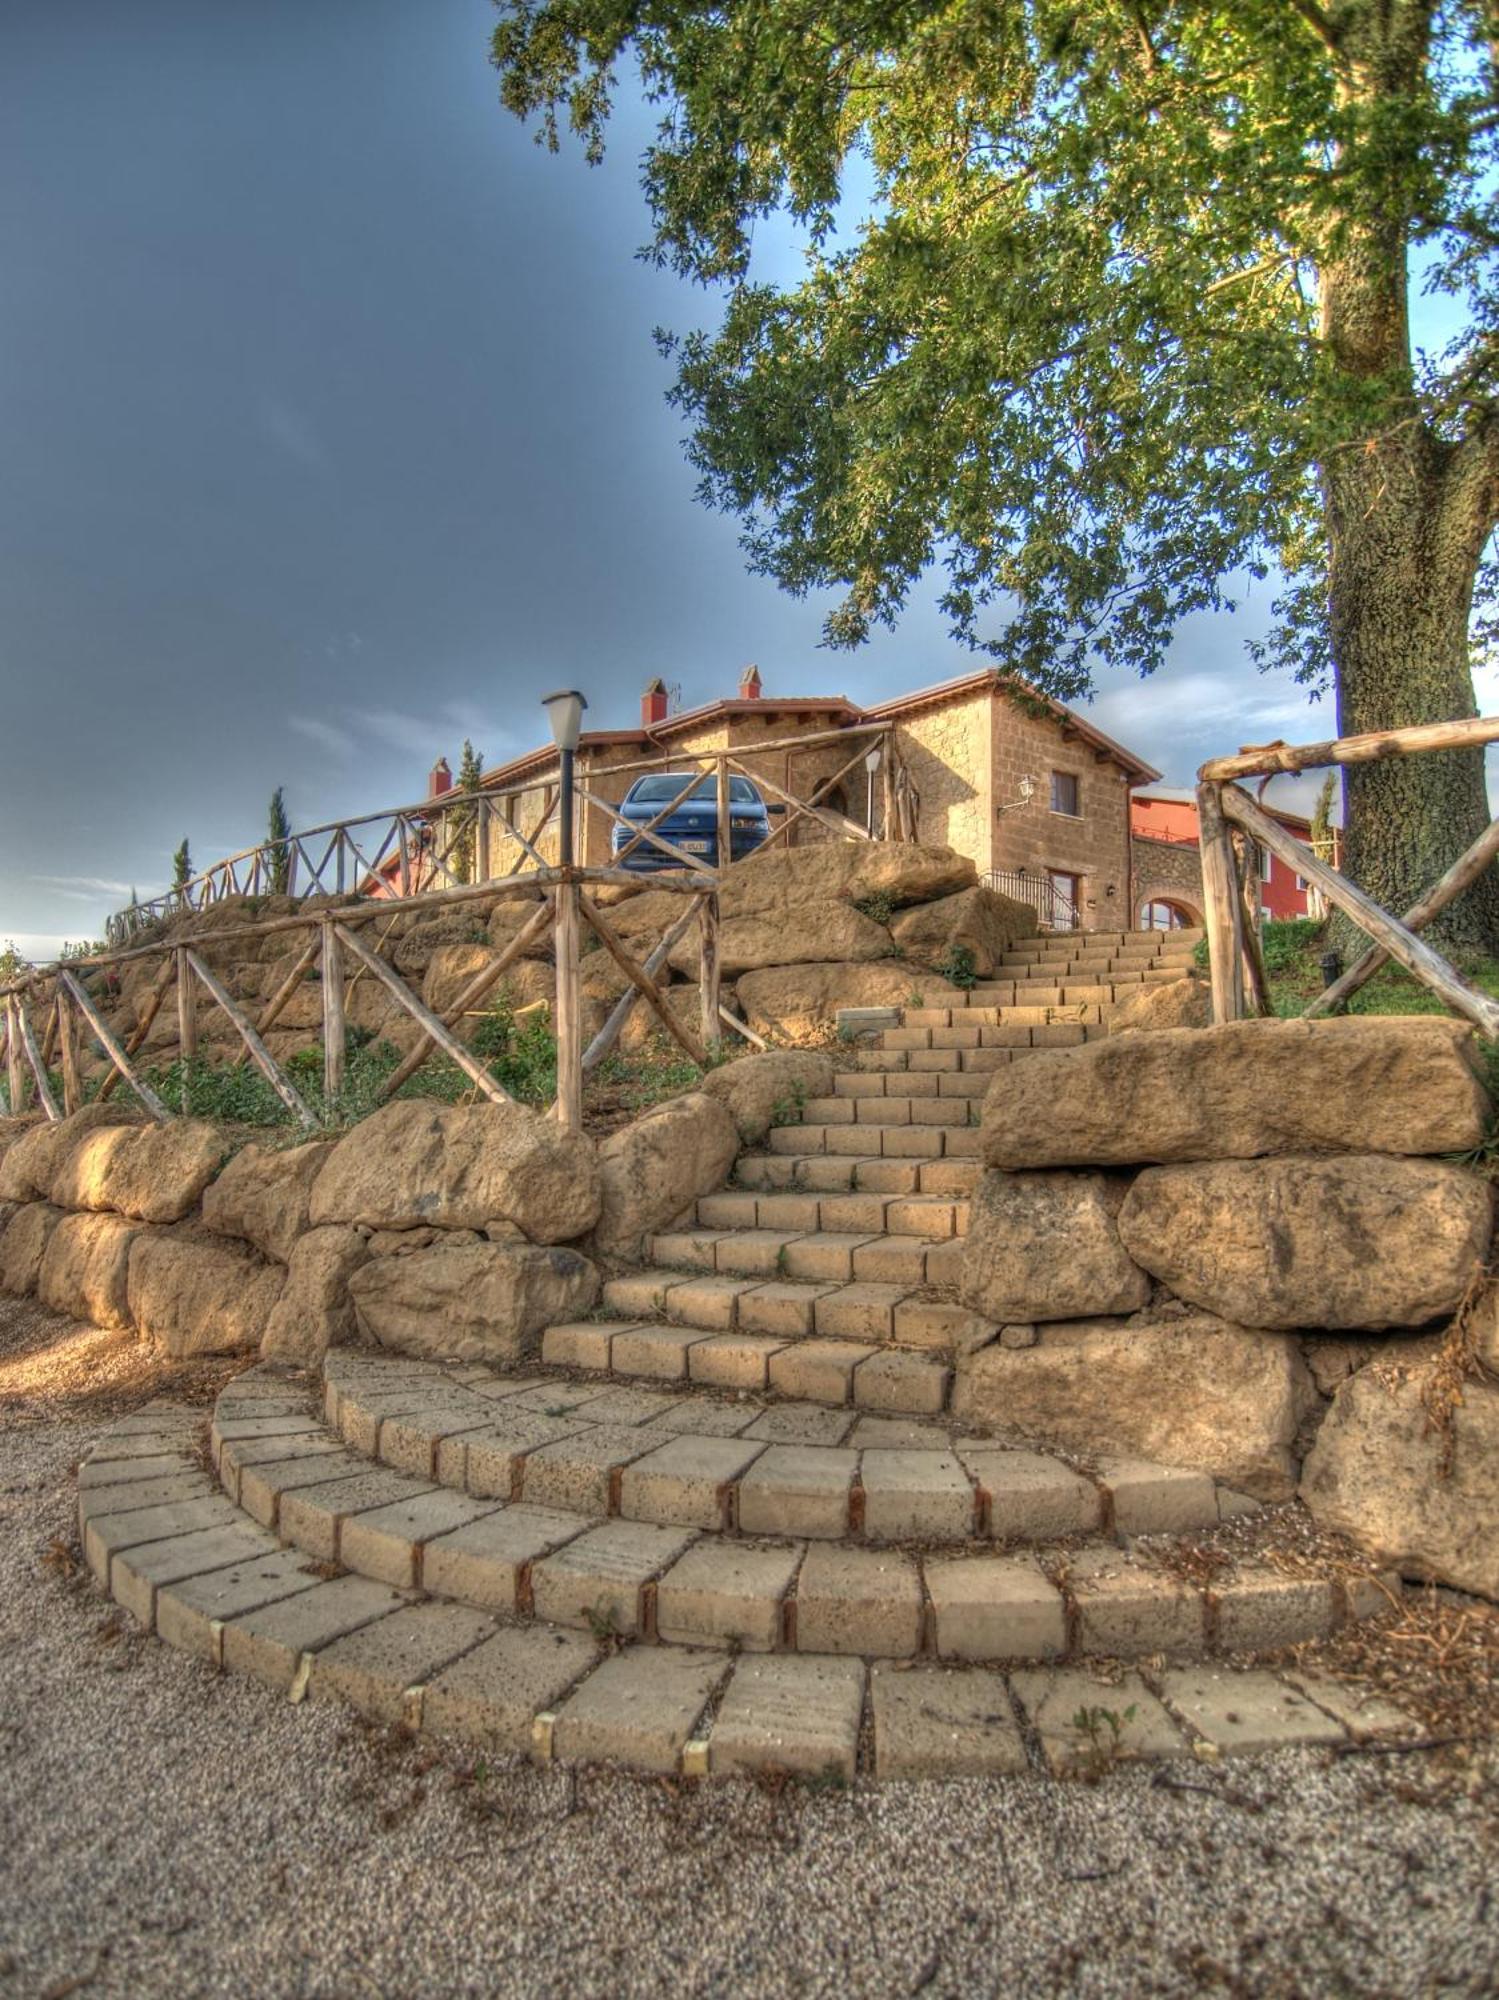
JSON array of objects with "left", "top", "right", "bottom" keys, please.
[{"left": 0, "top": 1295, "right": 249, "bottom": 1427}]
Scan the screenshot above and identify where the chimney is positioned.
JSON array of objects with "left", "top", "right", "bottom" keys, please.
[
  {"left": 641, "top": 676, "right": 669, "bottom": 727},
  {"left": 738, "top": 664, "right": 762, "bottom": 700},
  {"left": 429, "top": 756, "right": 452, "bottom": 798}
]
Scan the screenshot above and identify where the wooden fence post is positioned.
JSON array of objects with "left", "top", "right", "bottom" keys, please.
[
  {"left": 58, "top": 990, "right": 81, "bottom": 1115},
  {"left": 552, "top": 882, "right": 584, "bottom": 1130},
  {"left": 716, "top": 757, "right": 732, "bottom": 869},
  {"left": 1196, "top": 780, "right": 1245, "bottom": 1024},
  {"left": 6, "top": 996, "right": 25, "bottom": 1114},
  {"left": 176, "top": 947, "right": 197, "bottom": 1074},
  {"left": 699, "top": 890, "right": 721, "bottom": 1056},
  {"left": 321, "top": 920, "right": 344, "bottom": 1106}
]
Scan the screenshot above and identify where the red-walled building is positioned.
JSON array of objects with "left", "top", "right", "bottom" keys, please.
[{"left": 1130, "top": 788, "right": 1339, "bottom": 928}]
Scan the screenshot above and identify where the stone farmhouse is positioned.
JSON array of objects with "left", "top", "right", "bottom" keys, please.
[{"left": 465, "top": 665, "right": 1161, "bottom": 932}]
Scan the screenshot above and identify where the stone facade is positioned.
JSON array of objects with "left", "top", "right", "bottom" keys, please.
[{"left": 1131, "top": 833, "right": 1206, "bottom": 927}]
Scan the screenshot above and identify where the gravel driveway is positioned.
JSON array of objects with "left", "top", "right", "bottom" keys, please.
[{"left": 2, "top": 1300, "right": 1496, "bottom": 2000}]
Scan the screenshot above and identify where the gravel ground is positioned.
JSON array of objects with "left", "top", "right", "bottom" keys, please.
[{"left": 2, "top": 1301, "right": 1497, "bottom": 2000}]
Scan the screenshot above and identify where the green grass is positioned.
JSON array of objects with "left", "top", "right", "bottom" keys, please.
[{"left": 1251, "top": 917, "right": 1499, "bottom": 1023}]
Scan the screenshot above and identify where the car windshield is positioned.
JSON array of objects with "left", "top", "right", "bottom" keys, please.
[{"left": 626, "top": 775, "right": 760, "bottom": 805}]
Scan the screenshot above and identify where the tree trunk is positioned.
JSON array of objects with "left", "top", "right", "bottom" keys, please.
[{"left": 1324, "top": 434, "right": 1499, "bottom": 956}]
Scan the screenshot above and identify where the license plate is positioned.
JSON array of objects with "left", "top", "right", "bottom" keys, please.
[{"left": 680, "top": 839, "right": 712, "bottom": 853}]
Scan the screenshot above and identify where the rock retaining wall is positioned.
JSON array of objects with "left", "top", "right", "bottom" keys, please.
[{"left": 954, "top": 1016, "right": 1499, "bottom": 1597}]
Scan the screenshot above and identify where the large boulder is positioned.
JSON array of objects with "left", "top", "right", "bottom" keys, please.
[
  {"left": 201, "top": 1139, "right": 339, "bottom": 1263},
  {"left": 127, "top": 1227, "right": 287, "bottom": 1357},
  {"left": 721, "top": 841, "right": 977, "bottom": 920},
  {"left": 348, "top": 1236, "right": 598, "bottom": 1364},
  {"left": 1107, "top": 974, "right": 1212, "bottom": 1035},
  {"left": 260, "top": 1224, "right": 371, "bottom": 1367},
  {"left": 960, "top": 1171, "right": 1151, "bottom": 1323},
  {"left": 888, "top": 885, "right": 1035, "bottom": 978},
  {"left": 51, "top": 1119, "right": 229, "bottom": 1223},
  {"left": 1301, "top": 1349, "right": 1499, "bottom": 1599},
  {"left": 37, "top": 1212, "right": 146, "bottom": 1330},
  {"left": 1118, "top": 1155, "right": 1494, "bottom": 1332},
  {"left": 0, "top": 1201, "right": 65, "bottom": 1295},
  {"left": 981, "top": 1017, "right": 1490, "bottom": 1169},
  {"left": 737, "top": 962, "right": 956, "bottom": 1043},
  {"left": 309, "top": 1098, "right": 600, "bottom": 1243},
  {"left": 616, "top": 983, "right": 728, "bottom": 1056},
  {"left": 0, "top": 1104, "right": 140, "bottom": 1204},
  {"left": 592, "top": 1093, "right": 740, "bottom": 1261},
  {"left": 669, "top": 904, "right": 895, "bottom": 978},
  {"left": 701, "top": 1049, "right": 837, "bottom": 1145},
  {"left": 952, "top": 1311, "right": 1316, "bottom": 1501}
]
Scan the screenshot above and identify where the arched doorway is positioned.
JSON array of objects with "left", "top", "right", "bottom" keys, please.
[{"left": 1138, "top": 897, "right": 1200, "bottom": 931}]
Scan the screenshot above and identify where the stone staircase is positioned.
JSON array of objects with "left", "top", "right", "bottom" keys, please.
[{"left": 78, "top": 926, "right": 1427, "bottom": 1779}]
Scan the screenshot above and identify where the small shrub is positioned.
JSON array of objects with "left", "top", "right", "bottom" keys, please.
[
  {"left": 853, "top": 890, "right": 896, "bottom": 927},
  {"left": 934, "top": 944, "right": 978, "bottom": 990},
  {"left": 768, "top": 1080, "right": 809, "bottom": 1127}
]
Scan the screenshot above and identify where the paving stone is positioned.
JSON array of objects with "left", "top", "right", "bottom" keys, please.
[
  {"left": 78, "top": 1471, "right": 217, "bottom": 1520},
  {"left": 871, "top": 1665, "right": 1028, "bottom": 1778},
  {"left": 617, "top": 1434, "right": 766, "bottom": 1530},
  {"left": 853, "top": 1348, "right": 951, "bottom": 1416},
  {"left": 960, "top": 1448, "right": 1102, "bottom": 1540},
  {"left": 529, "top": 1520, "right": 697, "bottom": 1638},
  {"left": 278, "top": 1467, "right": 435, "bottom": 1561},
  {"left": 859, "top": 1451, "right": 976, "bottom": 1541},
  {"left": 714, "top": 1231, "right": 806, "bottom": 1279},
  {"left": 768, "top": 1339, "right": 872, "bottom": 1406},
  {"left": 222, "top": 1574, "right": 408, "bottom": 1693},
  {"left": 687, "top": 1332, "right": 788, "bottom": 1391},
  {"left": 794, "top": 1544, "right": 922, "bottom": 1658},
  {"left": 569, "top": 1386, "right": 681, "bottom": 1428},
  {"left": 846, "top": 1417, "right": 951, "bottom": 1449},
  {"left": 339, "top": 1490, "right": 505, "bottom": 1589},
  {"left": 743, "top": 1404, "right": 856, "bottom": 1446},
  {"left": 650, "top": 1228, "right": 725, "bottom": 1273},
  {"left": 421, "top": 1504, "right": 588, "bottom": 1612},
  {"left": 552, "top": 1646, "right": 728, "bottom": 1774},
  {"left": 1157, "top": 1668, "right": 1347, "bottom": 1756},
  {"left": 1066, "top": 1548, "right": 1204, "bottom": 1657},
  {"left": 83, "top": 1494, "right": 244, "bottom": 1584},
  {"left": 78, "top": 1452, "right": 195, "bottom": 1489},
  {"left": 420, "top": 1624, "right": 597, "bottom": 1749},
  {"left": 542, "top": 1321, "right": 624, "bottom": 1370},
  {"left": 211, "top": 1412, "right": 325, "bottom": 1450},
  {"left": 235, "top": 1451, "right": 370, "bottom": 1529},
  {"left": 1280, "top": 1671, "right": 1424, "bottom": 1742},
  {"left": 111, "top": 1523, "right": 277, "bottom": 1626},
  {"left": 811, "top": 1192, "right": 891, "bottom": 1234},
  {"left": 753, "top": 1193, "right": 824, "bottom": 1232},
  {"left": 709, "top": 1655, "right": 866, "bottom": 1780},
  {"left": 154, "top": 1545, "right": 327, "bottom": 1662},
  {"left": 696, "top": 1192, "right": 761, "bottom": 1228},
  {"left": 851, "top": 1239, "right": 928, "bottom": 1286},
  {"left": 1213, "top": 1567, "right": 1337, "bottom": 1652},
  {"left": 892, "top": 1299, "right": 988, "bottom": 1351},
  {"left": 737, "top": 1447, "right": 857, "bottom": 1539},
  {"left": 520, "top": 1425, "right": 677, "bottom": 1515},
  {"left": 736, "top": 1281, "right": 835, "bottom": 1339},
  {"left": 1011, "top": 1667, "right": 1188, "bottom": 1774},
  {"left": 379, "top": 1406, "right": 497, "bottom": 1479},
  {"left": 1096, "top": 1457, "right": 1220, "bottom": 1536},
  {"left": 656, "top": 1540, "right": 802, "bottom": 1652},
  {"left": 500, "top": 1383, "right": 615, "bottom": 1418},
  {"left": 309, "top": 1601, "right": 495, "bottom": 1723},
  {"left": 611, "top": 1324, "right": 710, "bottom": 1379},
  {"left": 604, "top": 1274, "right": 676, "bottom": 1318},
  {"left": 780, "top": 1234, "right": 879, "bottom": 1283},
  {"left": 647, "top": 1397, "right": 761, "bottom": 1438},
  {"left": 926, "top": 1554, "right": 1068, "bottom": 1663},
  {"left": 438, "top": 1415, "right": 587, "bottom": 1498},
  {"left": 813, "top": 1283, "right": 908, "bottom": 1342},
  {"left": 662, "top": 1276, "right": 760, "bottom": 1332}
]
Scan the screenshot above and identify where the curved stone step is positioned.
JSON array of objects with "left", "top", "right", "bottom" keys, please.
[{"left": 77, "top": 1398, "right": 1420, "bottom": 1779}]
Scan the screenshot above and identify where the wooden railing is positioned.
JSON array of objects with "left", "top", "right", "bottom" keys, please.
[
  {"left": 4, "top": 865, "right": 746, "bottom": 1134},
  {"left": 1195, "top": 716, "right": 1499, "bottom": 1037}
]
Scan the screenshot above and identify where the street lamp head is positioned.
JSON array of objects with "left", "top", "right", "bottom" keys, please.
[
  {"left": 542, "top": 689, "right": 588, "bottom": 754},
  {"left": 1019, "top": 773, "right": 1036, "bottom": 802},
  {"left": 864, "top": 745, "right": 882, "bottom": 775}
]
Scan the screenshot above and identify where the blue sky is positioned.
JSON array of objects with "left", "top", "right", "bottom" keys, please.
[{"left": 3, "top": 0, "right": 1488, "bottom": 958}]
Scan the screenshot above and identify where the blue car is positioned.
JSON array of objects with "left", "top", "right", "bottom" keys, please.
[{"left": 610, "top": 772, "right": 781, "bottom": 870}]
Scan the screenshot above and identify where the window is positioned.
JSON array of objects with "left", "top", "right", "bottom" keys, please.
[{"left": 1050, "top": 770, "right": 1081, "bottom": 816}]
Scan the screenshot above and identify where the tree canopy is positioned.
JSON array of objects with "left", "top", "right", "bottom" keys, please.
[{"left": 492, "top": 0, "right": 1499, "bottom": 941}]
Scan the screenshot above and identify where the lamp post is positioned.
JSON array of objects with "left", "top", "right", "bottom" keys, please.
[
  {"left": 864, "top": 744, "right": 882, "bottom": 837},
  {"left": 542, "top": 688, "right": 588, "bottom": 869},
  {"left": 542, "top": 689, "right": 588, "bottom": 1131}
]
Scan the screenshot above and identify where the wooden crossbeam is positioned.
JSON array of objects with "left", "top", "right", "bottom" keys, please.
[
  {"left": 377, "top": 898, "right": 554, "bottom": 1101},
  {"left": 583, "top": 899, "right": 702, "bottom": 1072},
  {"left": 334, "top": 924, "right": 516, "bottom": 1107},
  {"left": 15, "top": 992, "right": 60, "bottom": 1121},
  {"left": 183, "top": 952, "right": 316, "bottom": 1128},
  {"left": 576, "top": 787, "right": 717, "bottom": 877},
  {"left": 578, "top": 893, "right": 709, "bottom": 1067},
  {"left": 59, "top": 969, "right": 169, "bottom": 1121}
]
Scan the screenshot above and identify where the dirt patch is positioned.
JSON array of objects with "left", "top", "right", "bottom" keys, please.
[{"left": 0, "top": 1293, "right": 252, "bottom": 1428}]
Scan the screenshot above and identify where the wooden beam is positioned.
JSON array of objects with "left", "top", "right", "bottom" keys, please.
[
  {"left": 551, "top": 884, "right": 584, "bottom": 1129},
  {"left": 698, "top": 891, "right": 721, "bottom": 1053},
  {"left": 582, "top": 899, "right": 702, "bottom": 1072},
  {"left": 59, "top": 970, "right": 169, "bottom": 1121},
  {"left": 749, "top": 738, "right": 881, "bottom": 856},
  {"left": 1195, "top": 782, "right": 1245, "bottom": 1025},
  {"left": 1219, "top": 786, "right": 1499, "bottom": 1037},
  {"left": 578, "top": 893, "right": 708, "bottom": 1067},
  {"left": 1199, "top": 714, "right": 1499, "bottom": 783},
  {"left": 177, "top": 946, "right": 198, "bottom": 1067},
  {"left": 333, "top": 924, "right": 516, "bottom": 1108},
  {"left": 4, "top": 996, "right": 23, "bottom": 1114},
  {"left": 719, "top": 1003, "right": 766, "bottom": 1050},
  {"left": 321, "top": 921, "right": 345, "bottom": 1105},
  {"left": 255, "top": 937, "right": 320, "bottom": 1035},
  {"left": 16, "top": 993, "right": 60, "bottom": 1121},
  {"left": 576, "top": 786, "right": 717, "bottom": 877},
  {"left": 57, "top": 991, "right": 82, "bottom": 1115},
  {"left": 98, "top": 956, "right": 177, "bottom": 1103},
  {"left": 1305, "top": 812, "right": 1499, "bottom": 1017},
  {"left": 183, "top": 952, "right": 317, "bottom": 1128}
]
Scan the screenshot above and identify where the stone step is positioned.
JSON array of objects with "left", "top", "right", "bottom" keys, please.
[
  {"left": 880, "top": 1021, "right": 1100, "bottom": 1052},
  {"left": 695, "top": 1190, "right": 970, "bottom": 1237},
  {"left": 764, "top": 1123, "right": 984, "bottom": 1160},
  {"left": 732, "top": 1152, "right": 982, "bottom": 1197},
  {"left": 81, "top": 1402, "right": 1410, "bottom": 1781},
  {"left": 833, "top": 1071, "right": 989, "bottom": 1100},
  {"left": 895, "top": 1008, "right": 1107, "bottom": 1033},
  {"left": 651, "top": 1224, "right": 968, "bottom": 1291},
  {"left": 853, "top": 1047, "right": 1014, "bottom": 1076},
  {"left": 602, "top": 1264, "right": 967, "bottom": 1343},
  {"left": 791, "top": 1094, "right": 981, "bottom": 1130}
]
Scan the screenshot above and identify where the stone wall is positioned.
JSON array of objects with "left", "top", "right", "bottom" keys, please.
[
  {"left": 1131, "top": 833, "right": 1205, "bottom": 925},
  {"left": 954, "top": 1016, "right": 1499, "bottom": 1600}
]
